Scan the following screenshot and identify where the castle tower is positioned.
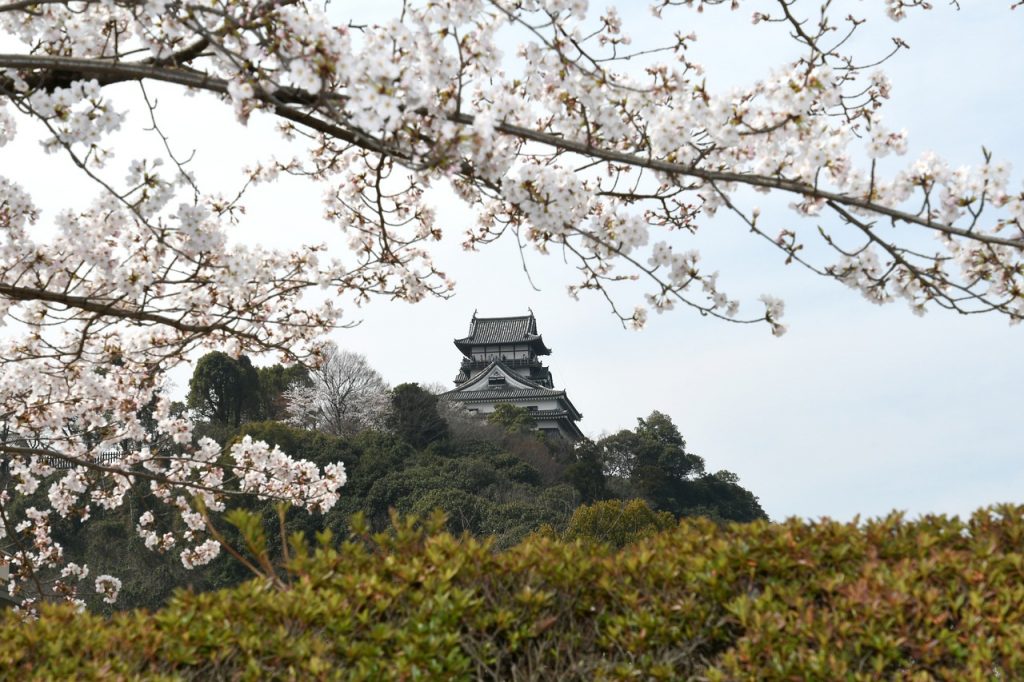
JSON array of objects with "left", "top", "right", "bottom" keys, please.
[{"left": 440, "top": 311, "right": 584, "bottom": 441}]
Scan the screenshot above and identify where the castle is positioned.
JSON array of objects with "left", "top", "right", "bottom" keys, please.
[{"left": 439, "top": 312, "right": 583, "bottom": 440}]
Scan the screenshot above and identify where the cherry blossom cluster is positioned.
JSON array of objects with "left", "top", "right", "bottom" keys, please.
[
  {"left": 230, "top": 436, "right": 348, "bottom": 514},
  {"left": 0, "top": 0, "right": 1020, "bottom": 607}
]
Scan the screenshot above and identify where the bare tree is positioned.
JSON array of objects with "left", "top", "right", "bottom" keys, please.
[{"left": 285, "top": 344, "right": 390, "bottom": 436}]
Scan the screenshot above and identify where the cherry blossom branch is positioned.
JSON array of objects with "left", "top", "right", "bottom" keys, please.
[
  {"left": 0, "top": 445, "right": 232, "bottom": 497},
  {"left": 1, "top": 54, "right": 1019, "bottom": 250}
]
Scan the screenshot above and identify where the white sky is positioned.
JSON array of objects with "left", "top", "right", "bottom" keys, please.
[{"left": 7, "top": 1, "right": 1023, "bottom": 521}]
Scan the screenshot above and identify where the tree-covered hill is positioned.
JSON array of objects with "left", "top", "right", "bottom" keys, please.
[{"left": 10, "top": 352, "right": 765, "bottom": 612}]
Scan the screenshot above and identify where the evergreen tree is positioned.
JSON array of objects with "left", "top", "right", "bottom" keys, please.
[
  {"left": 387, "top": 383, "right": 449, "bottom": 449},
  {"left": 187, "top": 352, "right": 261, "bottom": 427},
  {"left": 598, "top": 412, "right": 767, "bottom": 522}
]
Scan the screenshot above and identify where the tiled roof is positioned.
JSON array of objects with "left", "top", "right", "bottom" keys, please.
[
  {"left": 530, "top": 409, "right": 576, "bottom": 419},
  {"left": 532, "top": 412, "right": 586, "bottom": 439},
  {"left": 460, "top": 315, "right": 534, "bottom": 343},
  {"left": 454, "top": 313, "right": 551, "bottom": 354},
  {"left": 441, "top": 387, "right": 565, "bottom": 402}
]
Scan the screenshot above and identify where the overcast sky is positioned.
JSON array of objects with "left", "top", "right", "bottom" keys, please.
[
  {"left": 9, "top": 1, "right": 1023, "bottom": 522},
  {"left": 328, "top": 1, "right": 1024, "bottom": 522}
]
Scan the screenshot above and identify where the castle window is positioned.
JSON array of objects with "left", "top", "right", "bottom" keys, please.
[{"left": 488, "top": 375, "right": 506, "bottom": 386}]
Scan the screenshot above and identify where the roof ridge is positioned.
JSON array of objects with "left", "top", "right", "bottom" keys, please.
[{"left": 471, "top": 311, "right": 532, "bottom": 319}]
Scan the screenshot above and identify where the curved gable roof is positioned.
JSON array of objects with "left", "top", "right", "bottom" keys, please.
[
  {"left": 448, "top": 359, "right": 546, "bottom": 392},
  {"left": 441, "top": 359, "right": 583, "bottom": 420}
]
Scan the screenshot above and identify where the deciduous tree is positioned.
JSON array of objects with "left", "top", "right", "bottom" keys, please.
[{"left": 284, "top": 344, "right": 389, "bottom": 436}]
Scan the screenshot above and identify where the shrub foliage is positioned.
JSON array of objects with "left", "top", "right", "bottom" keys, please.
[
  {"left": 3, "top": 505, "right": 1023, "bottom": 680},
  {"left": 560, "top": 499, "right": 677, "bottom": 548}
]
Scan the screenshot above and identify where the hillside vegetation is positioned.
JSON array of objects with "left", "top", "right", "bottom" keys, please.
[
  {"left": 7, "top": 353, "right": 765, "bottom": 612},
  {"left": 2, "top": 506, "right": 1022, "bottom": 679}
]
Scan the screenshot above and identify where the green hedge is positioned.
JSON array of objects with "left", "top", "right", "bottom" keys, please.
[{"left": 3, "top": 505, "right": 1024, "bottom": 680}]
